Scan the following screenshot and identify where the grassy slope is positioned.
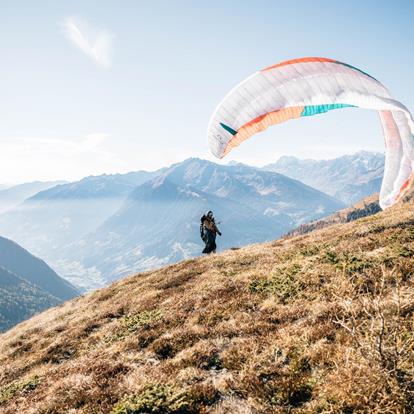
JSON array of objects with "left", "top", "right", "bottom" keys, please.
[{"left": 0, "top": 200, "right": 413, "bottom": 413}]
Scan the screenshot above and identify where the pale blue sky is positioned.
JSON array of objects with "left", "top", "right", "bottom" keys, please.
[{"left": 1, "top": 0, "right": 413, "bottom": 183}]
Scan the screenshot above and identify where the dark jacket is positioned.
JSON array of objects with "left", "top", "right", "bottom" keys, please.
[{"left": 200, "top": 216, "right": 221, "bottom": 254}]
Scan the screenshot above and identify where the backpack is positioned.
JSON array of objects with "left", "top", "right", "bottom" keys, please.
[{"left": 200, "top": 215, "right": 208, "bottom": 242}]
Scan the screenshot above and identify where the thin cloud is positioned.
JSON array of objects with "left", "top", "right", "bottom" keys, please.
[
  {"left": 0, "top": 134, "right": 124, "bottom": 183},
  {"left": 63, "top": 17, "right": 113, "bottom": 68}
]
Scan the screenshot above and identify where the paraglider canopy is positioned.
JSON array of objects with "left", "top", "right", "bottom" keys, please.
[{"left": 207, "top": 57, "right": 414, "bottom": 209}]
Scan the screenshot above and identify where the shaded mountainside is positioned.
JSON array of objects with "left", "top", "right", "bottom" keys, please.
[
  {"left": 0, "top": 236, "right": 79, "bottom": 332},
  {"left": 0, "top": 267, "right": 60, "bottom": 332},
  {"left": 263, "top": 151, "right": 384, "bottom": 205},
  {"left": 286, "top": 194, "right": 381, "bottom": 237},
  {"left": 0, "top": 236, "right": 79, "bottom": 301},
  {"left": 1, "top": 200, "right": 413, "bottom": 413}
]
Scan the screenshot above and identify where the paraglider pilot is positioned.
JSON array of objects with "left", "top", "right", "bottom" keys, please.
[{"left": 200, "top": 211, "right": 221, "bottom": 254}]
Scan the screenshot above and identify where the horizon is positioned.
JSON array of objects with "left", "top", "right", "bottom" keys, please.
[
  {"left": 1, "top": 1, "right": 412, "bottom": 183},
  {"left": 1, "top": 149, "right": 385, "bottom": 186}
]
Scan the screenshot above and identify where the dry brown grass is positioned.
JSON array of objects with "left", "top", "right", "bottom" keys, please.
[{"left": 0, "top": 198, "right": 413, "bottom": 413}]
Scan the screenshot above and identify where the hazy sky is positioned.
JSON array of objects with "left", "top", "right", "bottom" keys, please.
[{"left": 1, "top": 0, "right": 413, "bottom": 183}]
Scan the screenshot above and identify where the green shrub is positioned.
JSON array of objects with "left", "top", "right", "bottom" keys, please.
[
  {"left": 299, "top": 245, "right": 320, "bottom": 257},
  {"left": 270, "top": 355, "right": 313, "bottom": 407},
  {"left": 250, "top": 264, "right": 302, "bottom": 302},
  {"left": 341, "top": 254, "right": 372, "bottom": 274},
  {"left": 123, "top": 310, "right": 163, "bottom": 333},
  {"left": 322, "top": 251, "right": 373, "bottom": 274},
  {"left": 322, "top": 250, "right": 339, "bottom": 265},
  {"left": 392, "top": 244, "right": 414, "bottom": 258},
  {"left": 0, "top": 376, "right": 40, "bottom": 405},
  {"left": 111, "top": 383, "right": 217, "bottom": 414},
  {"left": 104, "top": 309, "right": 163, "bottom": 343}
]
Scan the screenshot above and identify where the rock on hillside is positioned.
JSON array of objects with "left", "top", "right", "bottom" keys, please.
[{"left": 0, "top": 198, "right": 413, "bottom": 412}]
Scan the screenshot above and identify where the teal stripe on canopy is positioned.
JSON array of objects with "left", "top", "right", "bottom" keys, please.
[
  {"left": 220, "top": 122, "right": 237, "bottom": 136},
  {"left": 301, "top": 103, "right": 356, "bottom": 117},
  {"left": 334, "top": 61, "right": 378, "bottom": 81}
]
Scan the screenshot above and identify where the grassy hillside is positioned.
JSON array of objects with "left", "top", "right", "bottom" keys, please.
[{"left": 0, "top": 199, "right": 413, "bottom": 413}]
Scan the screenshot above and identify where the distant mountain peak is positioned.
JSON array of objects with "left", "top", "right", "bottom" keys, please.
[
  {"left": 263, "top": 151, "right": 385, "bottom": 205},
  {"left": 151, "top": 174, "right": 169, "bottom": 189}
]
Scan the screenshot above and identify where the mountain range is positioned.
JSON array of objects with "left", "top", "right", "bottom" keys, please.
[
  {"left": 0, "top": 159, "right": 344, "bottom": 290},
  {"left": 69, "top": 159, "right": 344, "bottom": 284},
  {"left": 263, "top": 150, "right": 384, "bottom": 204},
  {"left": 0, "top": 152, "right": 384, "bottom": 291},
  {"left": 0, "top": 171, "right": 160, "bottom": 273},
  {"left": 0, "top": 180, "right": 65, "bottom": 214},
  {"left": 0, "top": 236, "right": 79, "bottom": 331}
]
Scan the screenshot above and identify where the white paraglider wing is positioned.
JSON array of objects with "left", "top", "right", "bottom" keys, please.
[{"left": 207, "top": 57, "right": 414, "bottom": 209}]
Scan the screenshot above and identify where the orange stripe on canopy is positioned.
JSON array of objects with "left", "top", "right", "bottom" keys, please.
[
  {"left": 262, "top": 57, "right": 336, "bottom": 72},
  {"left": 380, "top": 110, "right": 400, "bottom": 149},
  {"left": 396, "top": 172, "right": 414, "bottom": 203},
  {"left": 222, "top": 106, "right": 304, "bottom": 157}
]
